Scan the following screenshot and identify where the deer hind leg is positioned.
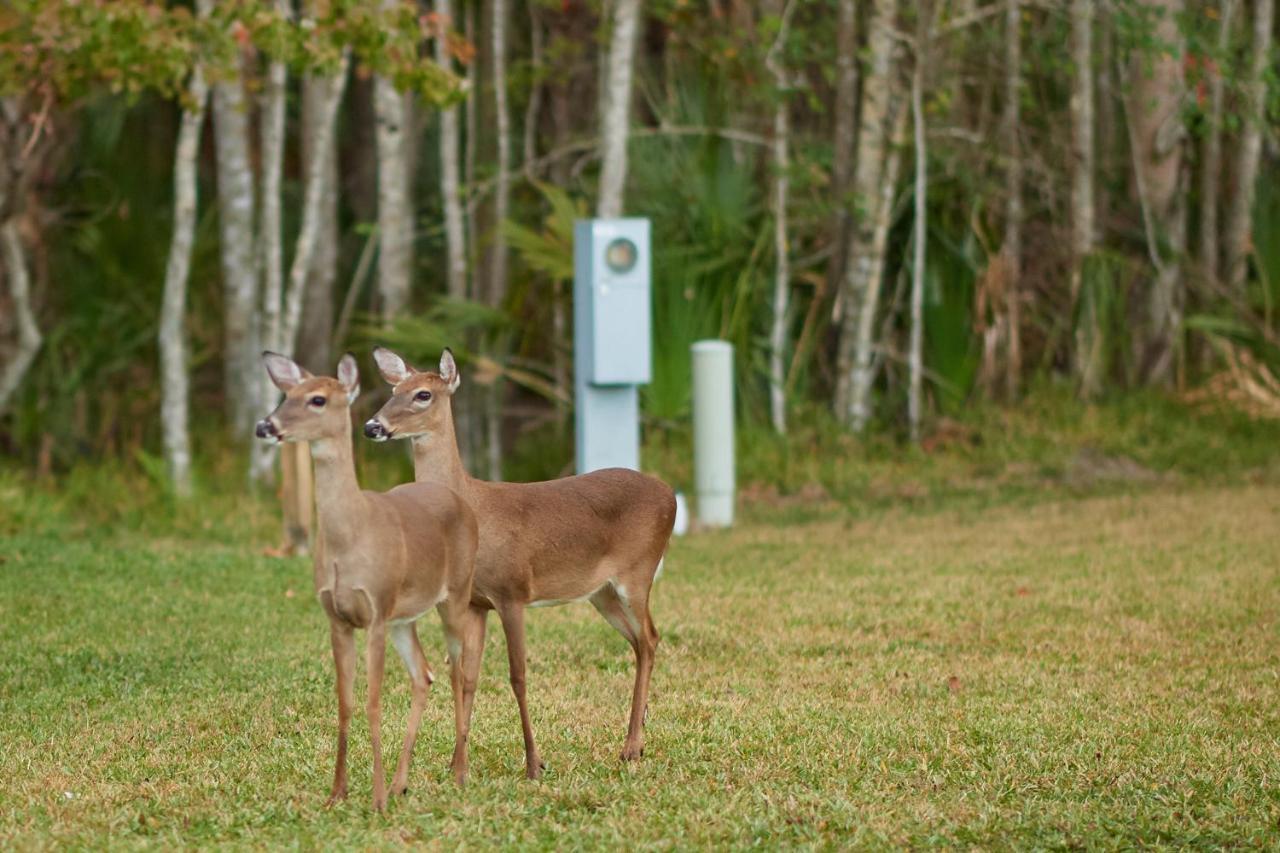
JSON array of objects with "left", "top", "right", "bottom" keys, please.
[
  {"left": 496, "top": 603, "right": 545, "bottom": 779},
  {"left": 326, "top": 621, "right": 357, "bottom": 807},
  {"left": 389, "top": 622, "right": 434, "bottom": 796},
  {"left": 365, "top": 621, "right": 389, "bottom": 811},
  {"left": 590, "top": 579, "right": 659, "bottom": 762}
]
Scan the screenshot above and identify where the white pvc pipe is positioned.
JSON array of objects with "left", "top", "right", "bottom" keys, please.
[{"left": 691, "top": 340, "right": 735, "bottom": 527}]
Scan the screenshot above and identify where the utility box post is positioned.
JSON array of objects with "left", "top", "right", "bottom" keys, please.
[
  {"left": 574, "top": 218, "right": 652, "bottom": 473},
  {"left": 692, "top": 340, "right": 735, "bottom": 526}
]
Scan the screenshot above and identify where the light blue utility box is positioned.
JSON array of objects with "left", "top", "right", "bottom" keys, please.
[{"left": 574, "top": 218, "right": 652, "bottom": 473}]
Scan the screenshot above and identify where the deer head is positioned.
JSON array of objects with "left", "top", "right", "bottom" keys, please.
[
  {"left": 364, "top": 347, "right": 460, "bottom": 442},
  {"left": 255, "top": 352, "right": 360, "bottom": 444}
]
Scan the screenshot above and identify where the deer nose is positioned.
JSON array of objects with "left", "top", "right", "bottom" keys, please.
[
  {"left": 255, "top": 419, "right": 278, "bottom": 440},
  {"left": 364, "top": 420, "right": 388, "bottom": 440}
]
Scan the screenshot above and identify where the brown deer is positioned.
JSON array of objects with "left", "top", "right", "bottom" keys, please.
[
  {"left": 254, "top": 352, "right": 483, "bottom": 808},
  {"left": 363, "top": 347, "right": 676, "bottom": 777}
]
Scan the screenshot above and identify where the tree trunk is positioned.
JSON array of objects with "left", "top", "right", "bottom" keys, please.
[
  {"left": 907, "top": 2, "right": 929, "bottom": 443},
  {"left": 597, "top": 0, "right": 642, "bottom": 218},
  {"left": 0, "top": 221, "right": 40, "bottom": 417},
  {"left": 435, "top": 0, "right": 468, "bottom": 302},
  {"left": 296, "top": 72, "right": 340, "bottom": 372},
  {"left": 1199, "top": 0, "right": 1236, "bottom": 283},
  {"left": 834, "top": 0, "right": 900, "bottom": 431},
  {"left": 282, "top": 53, "right": 350, "bottom": 358},
  {"left": 1070, "top": 0, "right": 1100, "bottom": 397},
  {"left": 1129, "top": 0, "right": 1188, "bottom": 386},
  {"left": 524, "top": 0, "right": 545, "bottom": 177},
  {"left": 1223, "top": 0, "right": 1275, "bottom": 291},
  {"left": 375, "top": 0, "right": 413, "bottom": 321},
  {"left": 158, "top": 56, "right": 209, "bottom": 498},
  {"left": 251, "top": 11, "right": 288, "bottom": 486},
  {"left": 1003, "top": 0, "right": 1022, "bottom": 400},
  {"left": 824, "top": 0, "right": 859, "bottom": 302},
  {"left": 766, "top": 0, "right": 796, "bottom": 435},
  {"left": 212, "top": 58, "right": 259, "bottom": 437}
]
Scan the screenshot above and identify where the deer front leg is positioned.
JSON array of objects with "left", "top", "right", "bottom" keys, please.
[
  {"left": 440, "top": 603, "right": 488, "bottom": 786},
  {"left": 496, "top": 603, "right": 545, "bottom": 779},
  {"left": 366, "top": 620, "right": 389, "bottom": 811},
  {"left": 326, "top": 621, "right": 356, "bottom": 807},
  {"left": 389, "top": 622, "right": 433, "bottom": 797}
]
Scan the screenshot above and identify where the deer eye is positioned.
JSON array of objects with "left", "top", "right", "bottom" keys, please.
[
  {"left": 309, "top": 396, "right": 327, "bottom": 408},
  {"left": 414, "top": 390, "right": 432, "bottom": 403}
]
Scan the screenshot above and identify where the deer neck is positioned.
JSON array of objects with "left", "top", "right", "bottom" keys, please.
[
  {"left": 410, "top": 402, "right": 468, "bottom": 491},
  {"left": 309, "top": 418, "right": 365, "bottom": 528}
]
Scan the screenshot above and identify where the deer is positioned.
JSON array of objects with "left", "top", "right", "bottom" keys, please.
[
  {"left": 363, "top": 347, "right": 677, "bottom": 778},
  {"left": 254, "top": 351, "right": 484, "bottom": 809}
]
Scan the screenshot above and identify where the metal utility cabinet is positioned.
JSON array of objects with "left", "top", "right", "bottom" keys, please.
[{"left": 574, "top": 218, "right": 651, "bottom": 473}]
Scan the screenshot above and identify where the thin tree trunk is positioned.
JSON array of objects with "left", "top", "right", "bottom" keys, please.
[
  {"left": 1199, "top": 0, "right": 1236, "bottom": 283},
  {"left": 212, "top": 57, "right": 259, "bottom": 437},
  {"left": 1069, "top": 0, "right": 1099, "bottom": 396},
  {"left": 1003, "top": 0, "right": 1022, "bottom": 399},
  {"left": 824, "top": 0, "right": 859, "bottom": 301},
  {"left": 766, "top": 0, "right": 796, "bottom": 435},
  {"left": 1223, "top": 0, "right": 1274, "bottom": 291},
  {"left": 0, "top": 221, "right": 40, "bottom": 417},
  {"left": 435, "top": 0, "right": 468, "bottom": 302},
  {"left": 158, "top": 51, "right": 209, "bottom": 498},
  {"left": 483, "top": 0, "right": 512, "bottom": 482},
  {"left": 1129, "top": 0, "right": 1188, "bottom": 386},
  {"left": 597, "top": 0, "right": 642, "bottom": 218},
  {"left": 834, "top": 0, "right": 900, "bottom": 430},
  {"left": 375, "top": 0, "right": 413, "bottom": 321},
  {"left": 282, "top": 53, "right": 350, "bottom": 357},
  {"left": 296, "top": 72, "right": 340, "bottom": 371},
  {"left": 907, "top": 3, "right": 929, "bottom": 443},
  {"left": 524, "top": 0, "right": 544, "bottom": 177},
  {"left": 251, "top": 7, "right": 288, "bottom": 485}
]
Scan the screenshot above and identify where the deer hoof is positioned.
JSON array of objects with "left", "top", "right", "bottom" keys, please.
[
  {"left": 324, "top": 789, "right": 348, "bottom": 808},
  {"left": 620, "top": 746, "right": 644, "bottom": 762},
  {"left": 525, "top": 760, "right": 546, "bottom": 780}
]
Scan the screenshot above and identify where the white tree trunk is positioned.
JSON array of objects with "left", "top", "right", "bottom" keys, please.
[
  {"left": 1069, "top": 0, "right": 1099, "bottom": 396},
  {"left": 297, "top": 71, "right": 340, "bottom": 370},
  {"left": 1003, "top": 0, "right": 1022, "bottom": 399},
  {"left": 597, "top": 0, "right": 642, "bottom": 218},
  {"left": 1223, "top": 0, "right": 1274, "bottom": 291},
  {"left": 251, "top": 13, "right": 288, "bottom": 485},
  {"left": 375, "top": 2, "right": 413, "bottom": 321},
  {"left": 766, "top": 0, "right": 795, "bottom": 435},
  {"left": 907, "top": 4, "right": 929, "bottom": 443},
  {"left": 834, "top": 0, "right": 900, "bottom": 430},
  {"left": 0, "top": 221, "right": 41, "bottom": 417},
  {"left": 282, "top": 53, "right": 350, "bottom": 357},
  {"left": 212, "top": 60, "right": 259, "bottom": 436},
  {"left": 824, "top": 0, "right": 858, "bottom": 298},
  {"left": 435, "top": 0, "right": 468, "bottom": 301},
  {"left": 158, "top": 58, "right": 209, "bottom": 498},
  {"left": 1199, "top": 0, "right": 1236, "bottom": 283}
]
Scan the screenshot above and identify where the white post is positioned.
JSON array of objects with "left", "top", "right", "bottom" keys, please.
[{"left": 691, "top": 340, "right": 735, "bottom": 527}]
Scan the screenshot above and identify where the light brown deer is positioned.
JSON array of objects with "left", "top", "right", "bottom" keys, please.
[
  {"left": 363, "top": 347, "right": 676, "bottom": 777},
  {"left": 254, "top": 352, "right": 483, "bottom": 808}
]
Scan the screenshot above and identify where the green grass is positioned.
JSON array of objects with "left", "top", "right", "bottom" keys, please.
[{"left": 2, "top": 472, "right": 1279, "bottom": 847}]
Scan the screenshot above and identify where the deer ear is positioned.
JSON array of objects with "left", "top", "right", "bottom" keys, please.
[
  {"left": 372, "top": 346, "right": 413, "bottom": 386},
  {"left": 336, "top": 353, "right": 360, "bottom": 403},
  {"left": 263, "top": 351, "right": 310, "bottom": 391},
  {"left": 439, "top": 348, "right": 461, "bottom": 394}
]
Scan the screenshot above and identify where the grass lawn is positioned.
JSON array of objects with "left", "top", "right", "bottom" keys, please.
[{"left": 2, "top": 481, "right": 1279, "bottom": 847}]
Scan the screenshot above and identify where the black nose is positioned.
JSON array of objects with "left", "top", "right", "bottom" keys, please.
[
  {"left": 364, "top": 420, "right": 385, "bottom": 439},
  {"left": 255, "top": 419, "right": 277, "bottom": 439}
]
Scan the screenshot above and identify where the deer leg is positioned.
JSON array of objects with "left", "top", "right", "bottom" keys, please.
[
  {"left": 440, "top": 603, "right": 487, "bottom": 786},
  {"left": 590, "top": 582, "right": 659, "bottom": 762},
  {"left": 366, "top": 621, "right": 389, "bottom": 811},
  {"left": 326, "top": 621, "right": 356, "bottom": 807},
  {"left": 389, "top": 622, "right": 433, "bottom": 796},
  {"left": 496, "top": 603, "right": 544, "bottom": 779}
]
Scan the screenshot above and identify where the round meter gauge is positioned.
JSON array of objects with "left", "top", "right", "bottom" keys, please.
[{"left": 604, "top": 237, "right": 638, "bottom": 274}]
